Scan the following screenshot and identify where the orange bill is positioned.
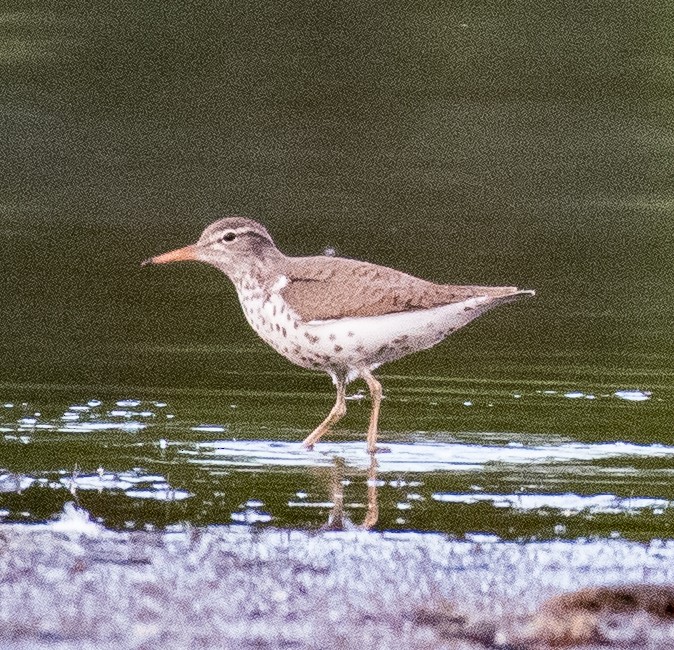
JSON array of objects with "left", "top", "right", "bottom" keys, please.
[{"left": 141, "top": 244, "right": 197, "bottom": 267}]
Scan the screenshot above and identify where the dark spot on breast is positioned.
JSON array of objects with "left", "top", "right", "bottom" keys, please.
[
  {"left": 282, "top": 327, "right": 287, "bottom": 337},
  {"left": 304, "top": 332, "right": 319, "bottom": 344},
  {"left": 334, "top": 345, "right": 343, "bottom": 353},
  {"left": 273, "top": 305, "right": 277, "bottom": 316},
  {"left": 275, "top": 324, "right": 280, "bottom": 332},
  {"left": 283, "top": 346, "right": 289, "bottom": 353},
  {"left": 280, "top": 304, "right": 285, "bottom": 314},
  {"left": 329, "top": 334, "right": 336, "bottom": 341},
  {"left": 356, "top": 345, "right": 365, "bottom": 353},
  {"left": 293, "top": 321, "right": 299, "bottom": 329},
  {"left": 464, "top": 306, "right": 474, "bottom": 312},
  {"left": 347, "top": 331, "right": 354, "bottom": 337},
  {"left": 287, "top": 313, "right": 291, "bottom": 321}
]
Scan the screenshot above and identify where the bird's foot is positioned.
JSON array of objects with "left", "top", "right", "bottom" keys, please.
[{"left": 368, "top": 445, "right": 391, "bottom": 454}]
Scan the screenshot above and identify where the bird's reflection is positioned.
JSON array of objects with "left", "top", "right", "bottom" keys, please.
[{"left": 322, "top": 453, "right": 379, "bottom": 531}]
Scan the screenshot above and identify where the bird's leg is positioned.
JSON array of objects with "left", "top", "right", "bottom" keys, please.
[
  {"left": 361, "top": 453, "right": 379, "bottom": 530},
  {"left": 361, "top": 369, "right": 383, "bottom": 453},
  {"left": 302, "top": 379, "right": 347, "bottom": 449}
]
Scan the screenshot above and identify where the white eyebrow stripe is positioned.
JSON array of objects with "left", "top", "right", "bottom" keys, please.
[
  {"left": 229, "top": 228, "right": 258, "bottom": 235},
  {"left": 205, "top": 228, "right": 266, "bottom": 245}
]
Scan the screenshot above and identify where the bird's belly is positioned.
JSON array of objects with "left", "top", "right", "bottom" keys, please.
[
  {"left": 240, "top": 291, "right": 493, "bottom": 376},
  {"left": 304, "top": 297, "right": 494, "bottom": 369}
]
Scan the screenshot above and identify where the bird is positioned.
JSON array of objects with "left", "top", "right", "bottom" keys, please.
[{"left": 142, "top": 217, "right": 534, "bottom": 453}]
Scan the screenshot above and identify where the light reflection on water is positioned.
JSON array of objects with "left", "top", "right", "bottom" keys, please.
[
  {"left": 186, "top": 439, "right": 674, "bottom": 472},
  {"left": 0, "top": 386, "right": 670, "bottom": 540}
]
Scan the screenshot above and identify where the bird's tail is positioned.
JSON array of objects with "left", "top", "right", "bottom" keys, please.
[{"left": 484, "top": 287, "right": 535, "bottom": 308}]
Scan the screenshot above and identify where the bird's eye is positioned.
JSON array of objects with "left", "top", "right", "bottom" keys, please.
[{"left": 222, "top": 232, "right": 236, "bottom": 242}]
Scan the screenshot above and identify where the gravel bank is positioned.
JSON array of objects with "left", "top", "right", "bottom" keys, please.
[{"left": 2, "top": 505, "right": 674, "bottom": 649}]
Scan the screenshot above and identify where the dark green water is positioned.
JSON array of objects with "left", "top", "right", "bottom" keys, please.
[{"left": 0, "top": 1, "right": 672, "bottom": 539}]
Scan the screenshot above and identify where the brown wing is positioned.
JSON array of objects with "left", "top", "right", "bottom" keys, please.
[{"left": 280, "top": 256, "right": 523, "bottom": 322}]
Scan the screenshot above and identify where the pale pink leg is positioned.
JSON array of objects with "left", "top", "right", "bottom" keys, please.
[
  {"left": 361, "top": 368, "right": 382, "bottom": 453},
  {"left": 361, "top": 453, "right": 379, "bottom": 530},
  {"left": 302, "top": 380, "right": 347, "bottom": 449}
]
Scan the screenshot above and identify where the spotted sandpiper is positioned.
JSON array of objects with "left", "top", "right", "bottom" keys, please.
[{"left": 143, "top": 217, "right": 534, "bottom": 453}]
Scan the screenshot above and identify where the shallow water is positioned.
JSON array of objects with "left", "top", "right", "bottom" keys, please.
[{"left": 0, "top": 369, "right": 671, "bottom": 540}]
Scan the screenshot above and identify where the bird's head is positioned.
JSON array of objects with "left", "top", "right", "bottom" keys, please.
[{"left": 142, "top": 217, "right": 280, "bottom": 278}]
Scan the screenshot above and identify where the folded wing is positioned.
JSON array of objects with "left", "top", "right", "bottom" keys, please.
[{"left": 280, "top": 256, "right": 529, "bottom": 322}]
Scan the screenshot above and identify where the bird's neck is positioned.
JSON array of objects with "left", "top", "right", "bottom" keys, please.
[{"left": 212, "top": 248, "right": 287, "bottom": 288}]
